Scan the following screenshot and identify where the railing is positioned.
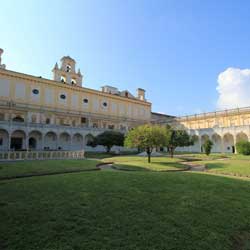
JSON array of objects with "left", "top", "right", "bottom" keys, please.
[{"left": 0, "top": 150, "right": 85, "bottom": 161}]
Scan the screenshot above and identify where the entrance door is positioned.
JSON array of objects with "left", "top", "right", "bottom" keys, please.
[
  {"left": 232, "top": 146, "right": 235, "bottom": 154},
  {"left": 11, "top": 138, "right": 23, "bottom": 150}
]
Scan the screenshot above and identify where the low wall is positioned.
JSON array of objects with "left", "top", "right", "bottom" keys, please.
[{"left": 0, "top": 150, "right": 85, "bottom": 161}]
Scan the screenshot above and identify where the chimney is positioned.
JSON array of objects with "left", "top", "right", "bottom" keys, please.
[
  {"left": 0, "top": 48, "right": 6, "bottom": 69},
  {"left": 137, "top": 88, "right": 145, "bottom": 101}
]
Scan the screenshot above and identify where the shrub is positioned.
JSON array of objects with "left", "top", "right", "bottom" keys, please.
[
  {"left": 202, "top": 139, "right": 213, "bottom": 156},
  {"left": 236, "top": 140, "right": 250, "bottom": 155}
]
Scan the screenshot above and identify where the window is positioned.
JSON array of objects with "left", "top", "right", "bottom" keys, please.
[
  {"left": 0, "top": 138, "right": 3, "bottom": 146},
  {"left": 60, "top": 94, "right": 66, "bottom": 100},
  {"left": 83, "top": 98, "right": 88, "bottom": 104},
  {"left": 125, "top": 91, "right": 128, "bottom": 97},
  {"left": 93, "top": 123, "right": 98, "bottom": 128},
  {"left": 0, "top": 113, "right": 4, "bottom": 121},
  {"left": 72, "top": 120, "right": 76, "bottom": 126},
  {"left": 60, "top": 76, "right": 66, "bottom": 83},
  {"left": 66, "top": 65, "right": 71, "bottom": 72},
  {"left": 108, "top": 124, "right": 114, "bottom": 129},
  {"left": 45, "top": 118, "right": 50, "bottom": 124},
  {"left": 31, "top": 115, "right": 36, "bottom": 123},
  {"left": 81, "top": 117, "right": 87, "bottom": 123},
  {"left": 13, "top": 116, "right": 24, "bottom": 122},
  {"left": 103, "top": 102, "right": 108, "bottom": 107},
  {"left": 71, "top": 79, "right": 76, "bottom": 85},
  {"left": 32, "top": 89, "right": 39, "bottom": 95}
]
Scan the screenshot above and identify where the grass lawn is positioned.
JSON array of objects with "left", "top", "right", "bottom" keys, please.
[
  {"left": 204, "top": 159, "right": 250, "bottom": 178},
  {"left": 1, "top": 168, "right": 250, "bottom": 250},
  {"left": 103, "top": 156, "right": 187, "bottom": 171},
  {"left": 0, "top": 159, "right": 100, "bottom": 179}
]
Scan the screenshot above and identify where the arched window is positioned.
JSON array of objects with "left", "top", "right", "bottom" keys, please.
[
  {"left": 60, "top": 76, "right": 66, "bottom": 83},
  {"left": 13, "top": 116, "right": 24, "bottom": 122}
]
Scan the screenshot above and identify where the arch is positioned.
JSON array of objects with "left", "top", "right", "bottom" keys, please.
[
  {"left": 0, "top": 129, "right": 9, "bottom": 151},
  {"left": 28, "top": 138, "right": 37, "bottom": 150},
  {"left": 201, "top": 134, "right": 209, "bottom": 144},
  {"left": 11, "top": 130, "right": 26, "bottom": 150},
  {"left": 58, "top": 132, "right": 71, "bottom": 150},
  {"left": 211, "top": 133, "right": 222, "bottom": 153},
  {"left": 236, "top": 132, "right": 248, "bottom": 143},
  {"left": 28, "top": 130, "right": 42, "bottom": 150},
  {"left": 189, "top": 134, "right": 200, "bottom": 152},
  {"left": 85, "top": 133, "right": 95, "bottom": 146},
  {"left": 72, "top": 133, "right": 83, "bottom": 150},
  {"left": 223, "top": 133, "right": 235, "bottom": 153},
  {"left": 12, "top": 116, "right": 24, "bottom": 122},
  {"left": 44, "top": 131, "right": 57, "bottom": 150},
  {"left": 201, "top": 134, "right": 209, "bottom": 153}
]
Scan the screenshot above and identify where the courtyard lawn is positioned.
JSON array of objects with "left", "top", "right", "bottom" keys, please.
[
  {"left": 2, "top": 169, "right": 250, "bottom": 250},
  {"left": 204, "top": 159, "right": 250, "bottom": 178},
  {"left": 103, "top": 156, "right": 187, "bottom": 171},
  {"left": 0, "top": 159, "right": 99, "bottom": 179}
]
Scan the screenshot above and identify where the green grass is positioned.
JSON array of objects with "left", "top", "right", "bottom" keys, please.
[
  {"left": 204, "top": 159, "right": 250, "bottom": 178},
  {"left": 103, "top": 156, "right": 187, "bottom": 171},
  {"left": 2, "top": 154, "right": 250, "bottom": 249},
  {"left": 0, "top": 159, "right": 99, "bottom": 179},
  {"left": 2, "top": 170, "right": 250, "bottom": 249}
]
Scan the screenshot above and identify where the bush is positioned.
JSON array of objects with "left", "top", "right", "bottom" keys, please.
[
  {"left": 236, "top": 140, "right": 250, "bottom": 155},
  {"left": 202, "top": 139, "right": 213, "bottom": 156}
]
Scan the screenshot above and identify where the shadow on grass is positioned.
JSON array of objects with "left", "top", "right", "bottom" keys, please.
[{"left": 205, "top": 162, "right": 227, "bottom": 170}]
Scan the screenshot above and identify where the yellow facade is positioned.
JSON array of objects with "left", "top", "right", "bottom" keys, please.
[{"left": 0, "top": 51, "right": 151, "bottom": 152}]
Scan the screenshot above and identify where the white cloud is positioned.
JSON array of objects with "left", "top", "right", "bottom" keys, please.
[{"left": 217, "top": 67, "right": 250, "bottom": 109}]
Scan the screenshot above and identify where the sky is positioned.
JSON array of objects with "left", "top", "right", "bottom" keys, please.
[{"left": 1, "top": 0, "right": 250, "bottom": 116}]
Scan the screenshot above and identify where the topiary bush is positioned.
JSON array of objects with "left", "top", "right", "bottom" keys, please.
[{"left": 236, "top": 140, "right": 250, "bottom": 155}]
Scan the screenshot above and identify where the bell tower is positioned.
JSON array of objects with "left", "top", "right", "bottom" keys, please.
[{"left": 52, "top": 56, "right": 83, "bottom": 86}]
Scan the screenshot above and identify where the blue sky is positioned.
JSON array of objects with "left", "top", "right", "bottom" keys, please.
[{"left": 1, "top": 0, "right": 250, "bottom": 116}]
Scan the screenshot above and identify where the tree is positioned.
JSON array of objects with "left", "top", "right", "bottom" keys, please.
[
  {"left": 125, "top": 124, "right": 167, "bottom": 163},
  {"left": 202, "top": 139, "right": 213, "bottom": 156},
  {"left": 165, "top": 125, "right": 194, "bottom": 158},
  {"left": 236, "top": 140, "right": 250, "bottom": 155},
  {"left": 95, "top": 131, "right": 124, "bottom": 153}
]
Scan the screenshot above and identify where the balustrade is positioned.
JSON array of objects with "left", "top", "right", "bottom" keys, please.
[{"left": 0, "top": 150, "right": 85, "bottom": 161}]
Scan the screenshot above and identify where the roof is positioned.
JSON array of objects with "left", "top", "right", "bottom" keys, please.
[
  {"left": 60, "top": 56, "right": 76, "bottom": 63},
  {"left": 151, "top": 112, "right": 176, "bottom": 118}
]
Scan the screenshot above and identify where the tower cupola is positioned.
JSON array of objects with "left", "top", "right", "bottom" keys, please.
[{"left": 52, "top": 56, "right": 83, "bottom": 86}]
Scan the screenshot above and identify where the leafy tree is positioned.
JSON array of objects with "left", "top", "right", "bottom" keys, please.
[
  {"left": 125, "top": 124, "right": 167, "bottom": 163},
  {"left": 86, "top": 134, "right": 98, "bottom": 147},
  {"left": 165, "top": 125, "right": 194, "bottom": 158},
  {"left": 236, "top": 140, "right": 250, "bottom": 155},
  {"left": 202, "top": 139, "right": 213, "bottom": 156},
  {"left": 95, "top": 131, "right": 124, "bottom": 153}
]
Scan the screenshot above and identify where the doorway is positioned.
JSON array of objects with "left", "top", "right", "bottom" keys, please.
[
  {"left": 29, "top": 137, "right": 36, "bottom": 150},
  {"left": 11, "top": 138, "right": 23, "bottom": 150}
]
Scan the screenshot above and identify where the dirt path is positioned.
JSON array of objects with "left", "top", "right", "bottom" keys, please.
[{"left": 181, "top": 161, "right": 206, "bottom": 172}]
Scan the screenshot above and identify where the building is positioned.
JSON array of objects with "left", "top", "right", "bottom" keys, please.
[
  {"left": 1, "top": 47, "right": 249, "bottom": 156},
  {"left": 153, "top": 107, "right": 250, "bottom": 154},
  {"left": 0, "top": 49, "right": 151, "bottom": 152}
]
